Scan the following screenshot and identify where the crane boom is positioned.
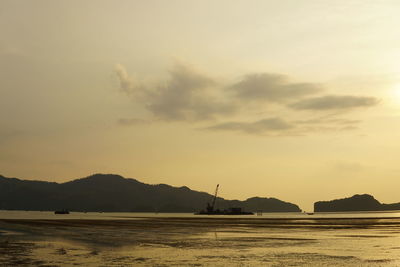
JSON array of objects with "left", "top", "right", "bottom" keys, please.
[{"left": 211, "top": 184, "right": 219, "bottom": 210}]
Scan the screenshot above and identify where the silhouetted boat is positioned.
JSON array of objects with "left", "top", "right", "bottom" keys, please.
[
  {"left": 196, "top": 207, "right": 254, "bottom": 215},
  {"left": 195, "top": 185, "right": 254, "bottom": 215},
  {"left": 54, "top": 209, "right": 69, "bottom": 214}
]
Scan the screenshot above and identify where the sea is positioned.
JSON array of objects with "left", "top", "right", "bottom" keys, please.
[{"left": 1, "top": 210, "right": 400, "bottom": 266}]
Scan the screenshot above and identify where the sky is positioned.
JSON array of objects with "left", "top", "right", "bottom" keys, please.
[{"left": 1, "top": 0, "right": 400, "bottom": 211}]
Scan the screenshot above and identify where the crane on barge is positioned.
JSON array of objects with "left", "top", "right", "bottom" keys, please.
[
  {"left": 196, "top": 184, "right": 254, "bottom": 215},
  {"left": 206, "top": 184, "right": 219, "bottom": 213}
]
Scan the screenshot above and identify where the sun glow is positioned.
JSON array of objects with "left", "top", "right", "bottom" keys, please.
[
  {"left": 394, "top": 84, "right": 400, "bottom": 96},
  {"left": 391, "top": 84, "right": 400, "bottom": 104}
]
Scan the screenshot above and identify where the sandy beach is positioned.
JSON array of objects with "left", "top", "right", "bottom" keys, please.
[{"left": 1, "top": 213, "right": 400, "bottom": 266}]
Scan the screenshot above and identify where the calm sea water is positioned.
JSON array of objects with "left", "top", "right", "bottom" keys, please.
[
  {"left": 1, "top": 211, "right": 400, "bottom": 266},
  {"left": 1, "top": 210, "right": 400, "bottom": 219}
]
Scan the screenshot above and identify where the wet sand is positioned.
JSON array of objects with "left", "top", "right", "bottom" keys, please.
[{"left": 1, "top": 216, "right": 400, "bottom": 266}]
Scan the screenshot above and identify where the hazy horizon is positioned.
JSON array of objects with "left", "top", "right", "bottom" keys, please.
[{"left": 2, "top": 0, "right": 400, "bottom": 211}]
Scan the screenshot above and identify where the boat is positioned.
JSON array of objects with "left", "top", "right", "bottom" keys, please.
[
  {"left": 196, "top": 207, "right": 253, "bottom": 215},
  {"left": 195, "top": 184, "right": 254, "bottom": 215},
  {"left": 54, "top": 209, "right": 70, "bottom": 214}
]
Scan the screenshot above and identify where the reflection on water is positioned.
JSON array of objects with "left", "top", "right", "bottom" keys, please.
[{"left": 1, "top": 211, "right": 400, "bottom": 266}]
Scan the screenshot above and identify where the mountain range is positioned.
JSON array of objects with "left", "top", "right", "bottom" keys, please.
[{"left": 0, "top": 173, "right": 301, "bottom": 213}]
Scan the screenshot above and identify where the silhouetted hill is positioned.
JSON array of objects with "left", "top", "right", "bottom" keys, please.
[
  {"left": 0, "top": 174, "right": 301, "bottom": 212},
  {"left": 314, "top": 194, "right": 400, "bottom": 212}
]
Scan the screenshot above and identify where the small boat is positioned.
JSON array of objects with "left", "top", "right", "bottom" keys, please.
[{"left": 54, "top": 209, "right": 70, "bottom": 214}]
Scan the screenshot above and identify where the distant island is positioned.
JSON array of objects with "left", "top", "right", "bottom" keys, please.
[
  {"left": 314, "top": 194, "right": 400, "bottom": 212},
  {"left": 0, "top": 173, "right": 301, "bottom": 213}
]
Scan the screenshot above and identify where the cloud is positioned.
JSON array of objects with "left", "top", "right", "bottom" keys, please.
[
  {"left": 115, "top": 64, "right": 135, "bottom": 94},
  {"left": 331, "top": 161, "right": 364, "bottom": 173},
  {"left": 206, "top": 116, "right": 360, "bottom": 135},
  {"left": 290, "top": 95, "right": 379, "bottom": 110},
  {"left": 295, "top": 118, "right": 361, "bottom": 125},
  {"left": 147, "top": 64, "right": 236, "bottom": 121},
  {"left": 114, "top": 63, "right": 379, "bottom": 136},
  {"left": 230, "top": 73, "right": 321, "bottom": 102},
  {"left": 115, "top": 63, "right": 237, "bottom": 121},
  {"left": 294, "top": 117, "right": 361, "bottom": 132},
  {"left": 206, "top": 117, "right": 294, "bottom": 134}
]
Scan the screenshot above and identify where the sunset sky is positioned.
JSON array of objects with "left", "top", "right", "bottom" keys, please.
[{"left": 1, "top": 0, "right": 400, "bottom": 210}]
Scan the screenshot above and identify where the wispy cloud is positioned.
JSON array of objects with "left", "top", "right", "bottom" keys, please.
[
  {"left": 290, "top": 95, "right": 379, "bottom": 110},
  {"left": 295, "top": 118, "right": 361, "bottom": 125},
  {"left": 114, "top": 62, "right": 379, "bottom": 136},
  {"left": 331, "top": 161, "right": 365, "bottom": 173},
  {"left": 293, "top": 117, "right": 361, "bottom": 132},
  {"left": 115, "top": 64, "right": 136, "bottom": 94},
  {"left": 230, "top": 73, "right": 321, "bottom": 103},
  {"left": 206, "top": 117, "right": 294, "bottom": 135},
  {"left": 115, "top": 63, "right": 236, "bottom": 121},
  {"left": 206, "top": 116, "right": 360, "bottom": 136}
]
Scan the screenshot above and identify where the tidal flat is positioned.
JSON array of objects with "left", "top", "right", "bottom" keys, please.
[{"left": 1, "top": 212, "right": 400, "bottom": 266}]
